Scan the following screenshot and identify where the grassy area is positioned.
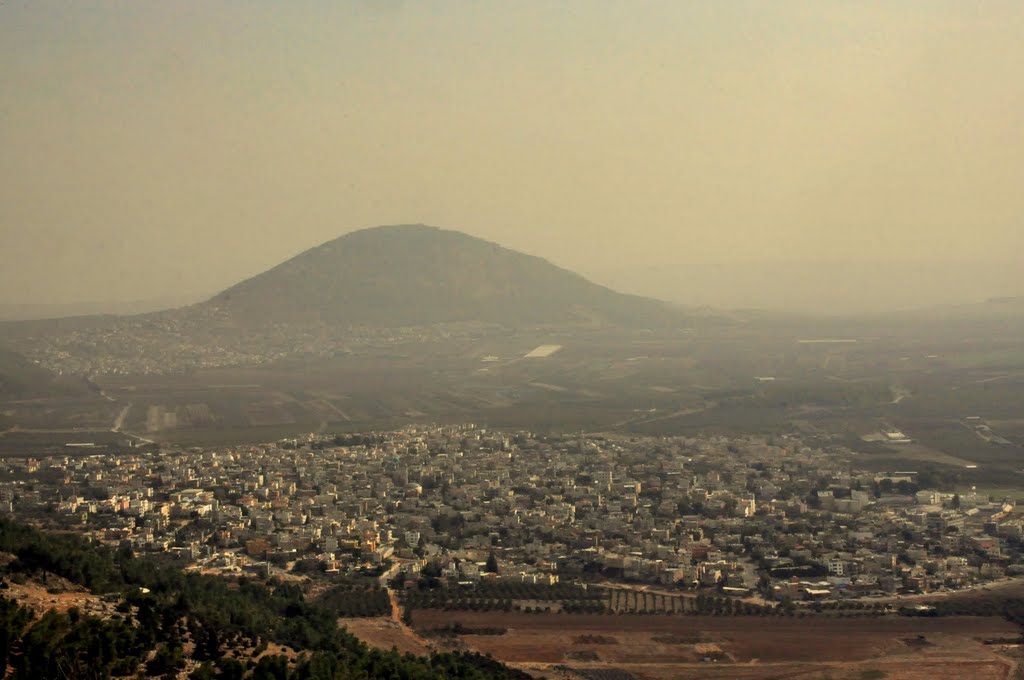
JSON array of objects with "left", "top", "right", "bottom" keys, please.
[{"left": 957, "top": 485, "right": 1024, "bottom": 503}]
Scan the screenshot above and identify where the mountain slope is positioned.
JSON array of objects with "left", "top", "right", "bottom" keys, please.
[
  {"left": 0, "top": 226, "right": 690, "bottom": 378},
  {"left": 204, "top": 225, "right": 680, "bottom": 327}
]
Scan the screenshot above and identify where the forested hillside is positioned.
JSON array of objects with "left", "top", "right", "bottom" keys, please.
[{"left": 0, "top": 519, "right": 529, "bottom": 679}]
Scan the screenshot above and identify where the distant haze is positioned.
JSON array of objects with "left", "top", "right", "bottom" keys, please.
[
  {"left": 593, "top": 258, "right": 1024, "bottom": 314},
  {"left": 1, "top": 2, "right": 1022, "bottom": 312},
  {"left": 0, "top": 296, "right": 205, "bottom": 322}
]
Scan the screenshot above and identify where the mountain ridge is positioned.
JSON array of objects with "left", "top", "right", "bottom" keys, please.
[
  {"left": 201, "top": 224, "right": 681, "bottom": 328},
  {"left": 0, "top": 226, "right": 688, "bottom": 377}
]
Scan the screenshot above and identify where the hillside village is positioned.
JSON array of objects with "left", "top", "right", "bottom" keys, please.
[{"left": 2, "top": 427, "right": 1020, "bottom": 606}]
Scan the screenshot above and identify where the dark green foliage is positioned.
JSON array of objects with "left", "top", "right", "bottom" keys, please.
[
  {"left": 906, "top": 596, "right": 1024, "bottom": 625},
  {"left": 7, "top": 606, "right": 152, "bottom": 679},
  {"left": 252, "top": 654, "right": 290, "bottom": 679},
  {"left": 0, "top": 597, "right": 31, "bottom": 668},
  {"left": 402, "top": 580, "right": 608, "bottom": 615},
  {"left": 0, "top": 518, "right": 531, "bottom": 679},
  {"left": 147, "top": 640, "right": 185, "bottom": 676},
  {"left": 216, "top": 657, "right": 247, "bottom": 680},
  {"left": 0, "top": 519, "right": 123, "bottom": 593},
  {"left": 317, "top": 583, "right": 390, "bottom": 618}
]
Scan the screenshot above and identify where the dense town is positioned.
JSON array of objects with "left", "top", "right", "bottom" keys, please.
[
  {"left": 1, "top": 426, "right": 1019, "bottom": 606},
  {"left": 8, "top": 310, "right": 495, "bottom": 375}
]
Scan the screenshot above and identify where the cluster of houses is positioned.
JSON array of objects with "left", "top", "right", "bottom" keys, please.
[
  {"left": 14, "top": 314, "right": 490, "bottom": 375},
  {"left": 2, "top": 426, "right": 1022, "bottom": 602}
]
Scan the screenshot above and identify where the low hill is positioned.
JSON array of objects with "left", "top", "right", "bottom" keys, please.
[
  {"left": 204, "top": 225, "right": 681, "bottom": 327},
  {"left": 933, "top": 296, "right": 1024, "bottom": 319},
  {"left": 0, "top": 226, "right": 691, "bottom": 378},
  {"left": 0, "top": 347, "right": 95, "bottom": 399},
  {"left": 0, "top": 348, "right": 53, "bottom": 397},
  {"left": 867, "top": 295, "right": 1024, "bottom": 333}
]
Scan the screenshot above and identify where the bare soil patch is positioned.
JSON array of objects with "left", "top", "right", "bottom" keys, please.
[
  {"left": 340, "top": 617, "right": 432, "bottom": 657},
  {"left": 410, "top": 610, "right": 1021, "bottom": 678},
  {"left": 2, "top": 576, "right": 110, "bottom": 618}
]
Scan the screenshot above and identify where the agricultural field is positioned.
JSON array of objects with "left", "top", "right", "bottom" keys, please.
[
  {"left": 404, "top": 610, "right": 1023, "bottom": 680},
  {"left": 0, "top": 429, "right": 136, "bottom": 456},
  {"left": 2, "top": 311, "right": 1022, "bottom": 486}
]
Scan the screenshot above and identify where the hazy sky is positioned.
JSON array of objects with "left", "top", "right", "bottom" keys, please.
[{"left": 1, "top": 1, "right": 1022, "bottom": 308}]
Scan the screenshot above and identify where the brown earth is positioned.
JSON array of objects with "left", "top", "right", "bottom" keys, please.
[
  {"left": 2, "top": 578, "right": 109, "bottom": 617},
  {"left": 409, "top": 611, "right": 1022, "bottom": 679},
  {"left": 339, "top": 617, "right": 432, "bottom": 657},
  {"left": 336, "top": 590, "right": 435, "bottom": 657},
  {"left": 513, "top": 660, "right": 1015, "bottom": 680}
]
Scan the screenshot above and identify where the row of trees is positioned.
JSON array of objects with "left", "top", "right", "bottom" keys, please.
[
  {"left": 917, "top": 596, "right": 1024, "bottom": 624},
  {"left": 318, "top": 584, "right": 391, "bottom": 618},
  {"left": 401, "top": 580, "right": 607, "bottom": 615},
  {"left": 449, "top": 580, "right": 602, "bottom": 602},
  {"left": 403, "top": 594, "right": 605, "bottom": 615}
]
